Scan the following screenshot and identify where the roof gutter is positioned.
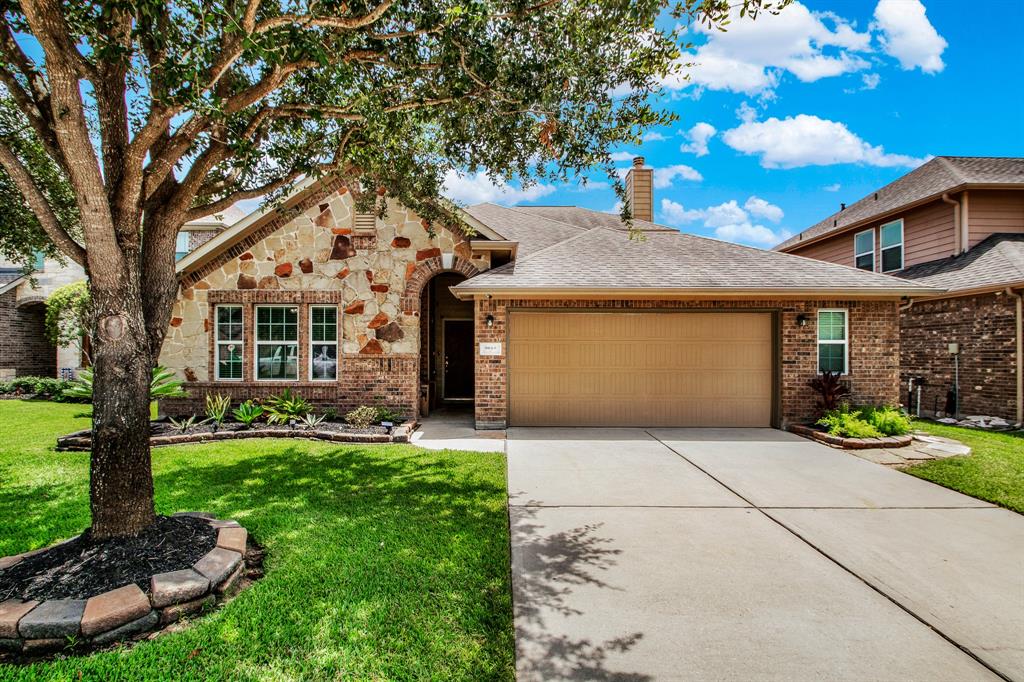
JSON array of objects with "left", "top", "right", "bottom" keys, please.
[
  {"left": 451, "top": 286, "right": 945, "bottom": 301},
  {"left": 1006, "top": 287, "right": 1023, "bottom": 425}
]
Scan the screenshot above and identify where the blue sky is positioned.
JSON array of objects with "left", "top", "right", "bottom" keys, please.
[{"left": 441, "top": 0, "right": 1024, "bottom": 248}]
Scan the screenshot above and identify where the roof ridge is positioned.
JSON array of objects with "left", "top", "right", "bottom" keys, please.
[
  {"left": 934, "top": 156, "right": 968, "bottom": 185},
  {"left": 498, "top": 204, "right": 594, "bottom": 234}
]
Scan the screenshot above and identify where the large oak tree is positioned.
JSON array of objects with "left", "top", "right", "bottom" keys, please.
[{"left": 0, "top": 0, "right": 784, "bottom": 539}]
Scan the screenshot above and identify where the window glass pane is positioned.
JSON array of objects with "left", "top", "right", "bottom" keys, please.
[
  {"left": 854, "top": 231, "right": 873, "bottom": 254},
  {"left": 217, "top": 306, "right": 242, "bottom": 341},
  {"left": 257, "top": 343, "right": 298, "bottom": 380},
  {"left": 818, "top": 344, "right": 846, "bottom": 373},
  {"left": 880, "top": 221, "right": 902, "bottom": 248},
  {"left": 217, "top": 344, "right": 243, "bottom": 379},
  {"left": 855, "top": 253, "right": 873, "bottom": 271},
  {"left": 881, "top": 245, "right": 902, "bottom": 272},
  {"left": 33, "top": 250, "right": 45, "bottom": 271},
  {"left": 256, "top": 306, "right": 297, "bottom": 341},
  {"left": 311, "top": 343, "right": 338, "bottom": 380},
  {"left": 818, "top": 312, "right": 846, "bottom": 341},
  {"left": 311, "top": 307, "right": 337, "bottom": 342}
]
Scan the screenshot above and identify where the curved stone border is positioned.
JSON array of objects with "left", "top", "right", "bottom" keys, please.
[
  {"left": 56, "top": 419, "right": 418, "bottom": 451},
  {"left": 0, "top": 514, "right": 254, "bottom": 658},
  {"left": 789, "top": 424, "right": 912, "bottom": 449}
]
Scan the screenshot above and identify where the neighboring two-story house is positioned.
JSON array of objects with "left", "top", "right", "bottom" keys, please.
[{"left": 776, "top": 157, "right": 1024, "bottom": 424}]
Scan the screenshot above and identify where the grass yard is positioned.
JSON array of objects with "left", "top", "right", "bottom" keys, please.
[
  {"left": 906, "top": 419, "right": 1024, "bottom": 514},
  {"left": 0, "top": 400, "right": 514, "bottom": 681}
]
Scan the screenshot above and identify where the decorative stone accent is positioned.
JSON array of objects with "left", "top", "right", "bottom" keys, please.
[
  {"left": 0, "top": 601, "right": 38, "bottom": 638},
  {"left": 416, "top": 247, "right": 441, "bottom": 261},
  {"left": 298, "top": 258, "right": 314, "bottom": 274},
  {"left": 391, "top": 236, "right": 411, "bottom": 248},
  {"left": 370, "top": 284, "right": 389, "bottom": 293},
  {"left": 344, "top": 300, "right": 364, "bottom": 315},
  {"left": 360, "top": 339, "right": 384, "bottom": 354},
  {"left": 193, "top": 547, "right": 243, "bottom": 588},
  {"left": 365, "top": 270, "right": 374, "bottom": 282},
  {"left": 18, "top": 599, "right": 86, "bottom": 639},
  {"left": 336, "top": 267, "right": 350, "bottom": 280},
  {"left": 330, "top": 235, "right": 356, "bottom": 260},
  {"left": 216, "top": 527, "right": 248, "bottom": 554},
  {"left": 169, "top": 317, "right": 183, "bottom": 327},
  {"left": 150, "top": 569, "right": 210, "bottom": 608},
  {"left": 375, "top": 322, "right": 404, "bottom": 342},
  {"left": 81, "top": 584, "right": 151, "bottom": 637},
  {"left": 315, "top": 208, "right": 334, "bottom": 227},
  {"left": 237, "top": 274, "right": 257, "bottom": 289},
  {"left": 258, "top": 275, "right": 279, "bottom": 289},
  {"left": 367, "top": 312, "right": 389, "bottom": 330},
  {"left": 240, "top": 252, "right": 254, "bottom": 260},
  {"left": 331, "top": 227, "right": 352, "bottom": 235},
  {"left": 788, "top": 424, "right": 912, "bottom": 449},
  {"left": 274, "top": 262, "right": 293, "bottom": 278}
]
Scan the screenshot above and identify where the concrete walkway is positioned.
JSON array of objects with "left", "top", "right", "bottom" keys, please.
[
  {"left": 508, "top": 427, "right": 1024, "bottom": 681},
  {"left": 409, "top": 408, "right": 506, "bottom": 452}
]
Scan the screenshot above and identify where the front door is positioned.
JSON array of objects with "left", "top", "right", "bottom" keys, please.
[{"left": 443, "top": 319, "right": 474, "bottom": 400}]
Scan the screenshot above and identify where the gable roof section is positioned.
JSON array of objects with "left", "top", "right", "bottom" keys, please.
[
  {"left": 776, "top": 157, "right": 1024, "bottom": 253},
  {"left": 0, "top": 269, "right": 26, "bottom": 295},
  {"left": 453, "top": 205, "right": 941, "bottom": 299},
  {"left": 463, "top": 204, "right": 589, "bottom": 257},
  {"left": 898, "top": 233, "right": 1024, "bottom": 294}
]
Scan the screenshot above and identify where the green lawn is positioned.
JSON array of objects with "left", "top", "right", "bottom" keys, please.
[
  {"left": 906, "top": 419, "right": 1024, "bottom": 514},
  {"left": 0, "top": 400, "right": 514, "bottom": 680}
]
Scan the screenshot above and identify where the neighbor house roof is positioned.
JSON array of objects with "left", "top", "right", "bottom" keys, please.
[
  {"left": 898, "top": 233, "right": 1024, "bottom": 294},
  {"left": 775, "top": 157, "right": 1024, "bottom": 252},
  {"left": 453, "top": 205, "right": 941, "bottom": 299},
  {"left": 0, "top": 269, "right": 26, "bottom": 295}
]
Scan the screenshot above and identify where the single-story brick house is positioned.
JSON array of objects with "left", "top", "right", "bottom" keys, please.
[{"left": 164, "top": 158, "right": 938, "bottom": 429}]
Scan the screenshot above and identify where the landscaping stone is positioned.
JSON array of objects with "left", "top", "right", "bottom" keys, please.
[
  {"left": 852, "top": 449, "right": 907, "bottom": 466},
  {"left": 18, "top": 599, "right": 85, "bottom": 639},
  {"left": 0, "top": 638, "right": 21, "bottom": 652},
  {"left": 216, "top": 527, "right": 248, "bottom": 554},
  {"left": 158, "top": 594, "right": 215, "bottom": 625},
  {"left": 81, "top": 584, "right": 152, "bottom": 637},
  {"left": 924, "top": 442, "right": 972, "bottom": 457},
  {"left": 150, "top": 569, "right": 210, "bottom": 608},
  {"left": 20, "top": 638, "right": 64, "bottom": 654},
  {"left": 193, "top": 547, "right": 242, "bottom": 587},
  {"left": 0, "top": 600, "right": 38, "bottom": 638},
  {"left": 91, "top": 610, "right": 158, "bottom": 646},
  {"left": 208, "top": 518, "right": 241, "bottom": 529},
  {"left": 0, "top": 554, "right": 24, "bottom": 570},
  {"left": 214, "top": 562, "right": 245, "bottom": 595}
]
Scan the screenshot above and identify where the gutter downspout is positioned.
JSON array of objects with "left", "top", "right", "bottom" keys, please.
[
  {"left": 1006, "top": 287, "right": 1023, "bottom": 425},
  {"left": 942, "top": 192, "right": 961, "bottom": 255}
]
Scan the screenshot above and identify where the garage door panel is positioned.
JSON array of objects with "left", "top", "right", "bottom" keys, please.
[{"left": 509, "top": 311, "right": 773, "bottom": 427}]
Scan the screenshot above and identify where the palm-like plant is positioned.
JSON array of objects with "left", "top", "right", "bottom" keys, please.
[
  {"left": 232, "top": 400, "right": 264, "bottom": 428},
  {"left": 65, "top": 365, "right": 187, "bottom": 401}
]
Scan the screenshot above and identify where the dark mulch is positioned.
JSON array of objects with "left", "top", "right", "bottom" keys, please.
[
  {"left": 0, "top": 515, "right": 217, "bottom": 601},
  {"left": 150, "top": 420, "right": 390, "bottom": 437}
]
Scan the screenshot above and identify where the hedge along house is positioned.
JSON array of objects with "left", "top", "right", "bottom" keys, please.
[{"left": 163, "top": 159, "right": 939, "bottom": 429}]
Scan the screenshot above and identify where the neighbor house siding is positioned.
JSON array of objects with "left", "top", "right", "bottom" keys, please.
[
  {"left": 474, "top": 298, "right": 901, "bottom": 429},
  {"left": 968, "top": 190, "right": 1024, "bottom": 248}
]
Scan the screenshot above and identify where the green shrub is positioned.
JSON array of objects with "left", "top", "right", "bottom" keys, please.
[
  {"left": 345, "top": 405, "right": 378, "bottom": 429},
  {"left": 374, "top": 406, "right": 402, "bottom": 423},
  {"left": 0, "top": 376, "right": 80, "bottom": 401},
  {"left": 265, "top": 389, "right": 311, "bottom": 424},
  {"left": 204, "top": 393, "right": 231, "bottom": 425},
  {"left": 817, "top": 407, "right": 884, "bottom": 439},
  {"left": 232, "top": 400, "right": 264, "bottom": 427},
  {"left": 861, "top": 405, "right": 911, "bottom": 436},
  {"left": 64, "top": 366, "right": 187, "bottom": 401}
]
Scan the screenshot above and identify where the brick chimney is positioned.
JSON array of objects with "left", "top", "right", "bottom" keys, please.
[{"left": 625, "top": 156, "right": 653, "bottom": 222}]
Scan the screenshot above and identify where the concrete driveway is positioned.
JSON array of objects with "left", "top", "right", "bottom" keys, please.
[{"left": 508, "top": 428, "right": 1024, "bottom": 681}]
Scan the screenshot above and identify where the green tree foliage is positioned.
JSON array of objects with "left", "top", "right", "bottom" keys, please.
[{"left": 44, "top": 280, "right": 91, "bottom": 347}]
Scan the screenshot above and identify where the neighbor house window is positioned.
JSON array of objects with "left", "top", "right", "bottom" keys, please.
[
  {"left": 32, "top": 250, "right": 45, "bottom": 271},
  {"left": 309, "top": 305, "right": 338, "bottom": 381},
  {"left": 255, "top": 305, "right": 299, "bottom": 380},
  {"left": 215, "top": 305, "right": 243, "bottom": 380},
  {"left": 880, "top": 219, "right": 903, "bottom": 272},
  {"left": 854, "top": 229, "right": 874, "bottom": 271},
  {"left": 817, "top": 309, "right": 848, "bottom": 374},
  {"left": 175, "top": 231, "right": 190, "bottom": 261}
]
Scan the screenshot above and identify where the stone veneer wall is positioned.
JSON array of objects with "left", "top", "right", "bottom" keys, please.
[
  {"left": 474, "top": 298, "right": 901, "bottom": 429},
  {"left": 160, "top": 183, "right": 487, "bottom": 417},
  {"left": 900, "top": 292, "right": 1018, "bottom": 420},
  {"left": 0, "top": 290, "right": 56, "bottom": 379}
]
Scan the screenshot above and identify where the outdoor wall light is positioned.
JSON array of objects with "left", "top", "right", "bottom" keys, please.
[
  {"left": 796, "top": 314, "right": 809, "bottom": 327},
  {"left": 485, "top": 314, "right": 495, "bottom": 328}
]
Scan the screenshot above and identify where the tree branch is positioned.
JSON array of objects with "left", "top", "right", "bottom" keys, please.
[{"left": 185, "top": 169, "right": 303, "bottom": 222}]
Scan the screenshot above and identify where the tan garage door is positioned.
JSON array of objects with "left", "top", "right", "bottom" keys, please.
[{"left": 508, "top": 311, "right": 774, "bottom": 427}]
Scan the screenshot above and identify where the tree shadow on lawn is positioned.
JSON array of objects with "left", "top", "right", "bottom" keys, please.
[{"left": 3, "top": 442, "right": 515, "bottom": 680}]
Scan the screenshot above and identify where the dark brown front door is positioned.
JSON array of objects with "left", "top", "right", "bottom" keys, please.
[{"left": 443, "top": 319, "right": 474, "bottom": 400}]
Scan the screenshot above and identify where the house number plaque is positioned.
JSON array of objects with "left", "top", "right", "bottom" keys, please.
[{"left": 479, "top": 342, "right": 503, "bottom": 356}]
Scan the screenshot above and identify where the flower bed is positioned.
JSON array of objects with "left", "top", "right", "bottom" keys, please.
[
  {"left": 789, "top": 423, "right": 912, "bottom": 449},
  {"left": 0, "top": 514, "right": 260, "bottom": 660},
  {"left": 56, "top": 418, "right": 417, "bottom": 451}
]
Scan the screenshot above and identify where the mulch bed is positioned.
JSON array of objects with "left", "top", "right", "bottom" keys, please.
[{"left": 0, "top": 515, "right": 216, "bottom": 602}]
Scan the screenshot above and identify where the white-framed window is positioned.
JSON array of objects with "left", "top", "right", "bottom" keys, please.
[
  {"left": 817, "top": 309, "right": 848, "bottom": 375},
  {"left": 215, "top": 305, "right": 243, "bottom": 381},
  {"left": 880, "top": 219, "right": 903, "bottom": 272},
  {"left": 175, "top": 231, "right": 190, "bottom": 261},
  {"left": 854, "top": 229, "right": 875, "bottom": 271},
  {"left": 309, "top": 305, "right": 338, "bottom": 381},
  {"left": 255, "top": 305, "right": 299, "bottom": 381}
]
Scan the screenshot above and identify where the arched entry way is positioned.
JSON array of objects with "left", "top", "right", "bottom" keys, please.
[{"left": 419, "top": 272, "right": 474, "bottom": 413}]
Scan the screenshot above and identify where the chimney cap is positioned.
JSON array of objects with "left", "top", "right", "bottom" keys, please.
[{"left": 632, "top": 156, "right": 645, "bottom": 168}]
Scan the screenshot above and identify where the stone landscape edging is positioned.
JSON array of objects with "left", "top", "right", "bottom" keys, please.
[
  {"left": 0, "top": 514, "right": 251, "bottom": 657},
  {"left": 55, "top": 419, "right": 418, "bottom": 451},
  {"left": 788, "top": 424, "right": 912, "bottom": 449}
]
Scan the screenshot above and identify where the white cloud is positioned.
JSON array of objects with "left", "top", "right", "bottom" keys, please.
[
  {"left": 659, "top": 198, "right": 790, "bottom": 247},
  {"left": 722, "top": 114, "right": 929, "bottom": 169},
  {"left": 652, "top": 164, "right": 703, "bottom": 187},
  {"left": 610, "top": 150, "right": 638, "bottom": 162},
  {"left": 861, "top": 72, "right": 881, "bottom": 90},
  {"left": 873, "top": 0, "right": 947, "bottom": 73},
  {"left": 823, "top": 183, "right": 842, "bottom": 192},
  {"left": 642, "top": 131, "right": 668, "bottom": 142},
  {"left": 736, "top": 101, "right": 759, "bottom": 123},
  {"left": 743, "top": 196, "right": 784, "bottom": 222},
  {"left": 678, "top": 122, "right": 717, "bottom": 157},
  {"left": 442, "top": 170, "right": 555, "bottom": 205}
]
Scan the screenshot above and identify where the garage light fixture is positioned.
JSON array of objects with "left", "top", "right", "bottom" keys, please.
[
  {"left": 485, "top": 314, "right": 495, "bottom": 328},
  {"left": 796, "top": 314, "right": 809, "bottom": 327}
]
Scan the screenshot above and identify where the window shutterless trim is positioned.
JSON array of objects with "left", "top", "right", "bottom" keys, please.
[
  {"left": 308, "top": 304, "right": 339, "bottom": 381},
  {"left": 254, "top": 304, "right": 299, "bottom": 382},
  {"left": 880, "top": 218, "right": 904, "bottom": 273},
  {"left": 853, "top": 228, "right": 875, "bottom": 271},
  {"left": 214, "top": 304, "right": 244, "bottom": 381},
  {"left": 817, "top": 308, "right": 848, "bottom": 375}
]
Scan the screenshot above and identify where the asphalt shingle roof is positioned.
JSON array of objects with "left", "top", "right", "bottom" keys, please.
[
  {"left": 0, "top": 268, "right": 25, "bottom": 289},
  {"left": 456, "top": 204, "right": 938, "bottom": 294},
  {"left": 776, "top": 157, "right": 1024, "bottom": 252},
  {"left": 898, "top": 233, "right": 1024, "bottom": 292}
]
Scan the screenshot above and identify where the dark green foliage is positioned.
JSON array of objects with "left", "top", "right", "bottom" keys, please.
[
  {"left": 232, "top": 400, "right": 265, "bottom": 427},
  {"left": 860, "top": 405, "right": 912, "bottom": 436},
  {"left": 44, "top": 281, "right": 90, "bottom": 349},
  {"left": 64, "top": 366, "right": 187, "bottom": 401},
  {"left": 807, "top": 371, "right": 852, "bottom": 413},
  {"left": 817, "top": 407, "right": 884, "bottom": 439},
  {"left": 0, "top": 376, "right": 82, "bottom": 402},
  {"left": 265, "top": 389, "right": 312, "bottom": 424}
]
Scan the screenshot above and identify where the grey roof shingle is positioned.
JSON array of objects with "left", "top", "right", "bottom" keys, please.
[
  {"left": 776, "top": 157, "right": 1024, "bottom": 252},
  {"left": 457, "top": 205, "right": 939, "bottom": 295},
  {"left": 463, "top": 204, "right": 588, "bottom": 257},
  {"left": 0, "top": 268, "right": 25, "bottom": 289},
  {"left": 898, "top": 233, "right": 1024, "bottom": 292}
]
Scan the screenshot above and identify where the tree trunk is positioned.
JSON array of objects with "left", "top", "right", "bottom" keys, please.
[{"left": 87, "top": 278, "right": 157, "bottom": 539}]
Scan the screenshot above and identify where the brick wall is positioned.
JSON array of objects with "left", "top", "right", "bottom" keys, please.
[
  {"left": 900, "top": 292, "right": 1018, "bottom": 420},
  {"left": 474, "top": 298, "right": 901, "bottom": 429},
  {"left": 0, "top": 291, "right": 57, "bottom": 378}
]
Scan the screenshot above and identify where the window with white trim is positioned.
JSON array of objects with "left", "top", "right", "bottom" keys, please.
[
  {"left": 175, "top": 231, "right": 190, "bottom": 261},
  {"left": 309, "top": 305, "right": 338, "bottom": 381},
  {"left": 880, "top": 219, "right": 903, "bottom": 272},
  {"left": 255, "top": 305, "right": 299, "bottom": 380},
  {"left": 817, "top": 309, "right": 848, "bottom": 374},
  {"left": 215, "top": 305, "right": 243, "bottom": 380},
  {"left": 854, "top": 229, "right": 874, "bottom": 271}
]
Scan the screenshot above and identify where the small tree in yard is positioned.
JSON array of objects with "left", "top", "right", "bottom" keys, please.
[{"left": 0, "top": 0, "right": 785, "bottom": 539}]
